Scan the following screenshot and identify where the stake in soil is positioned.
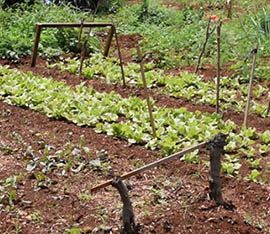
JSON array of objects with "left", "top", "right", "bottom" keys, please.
[
  {"left": 137, "top": 44, "right": 157, "bottom": 138},
  {"left": 216, "top": 20, "right": 222, "bottom": 113},
  {"left": 113, "top": 21, "right": 126, "bottom": 87},
  {"left": 208, "top": 133, "right": 234, "bottom": 209},
  {"left": 243, "top": 45, "right": 258, "bottom": 127},
  {"left": 112, "top": 177, "right": 137, "bottom": 234},
  {"left": 266, "top": 97, "right": 270, "bottom": 116},
  {"left": 226, "top": 0, "right": 233, "bottom": 19},
  {"left": 79, "top": 20, "right": 93, "bottom": 77}
]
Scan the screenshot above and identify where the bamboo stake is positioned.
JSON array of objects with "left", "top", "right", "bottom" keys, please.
[
  {"left": 266, "top": 97, "right": 270, "bottom": 116},
  {"left": 104, "top": 26, "right": 114, "bottom": 56},
  {"left": 226, "top": 0, "right": 233, "bottom": 19},
  {"left": 243, "top": 44, "right": 258, "bottom": 127},
  {"left": 31, "top": 24, "right": 42, "bottom": 67},
  {"left": 78, "top": 19, "right": 85, "bottom": 46},
  {"left": 79, "top": 5, "right": 100, "bottom": 77},
  {"left": 90, "top": 141, "right": 208, "bottom": 193},
  {"left": 78, "top": 21, "right": 88, "bottom": 77},
  {"left": 137, "top": 45, "right": 157, "bottom": 138},
  {"left": 216, "top": 20, "right": 222, "bottom": 113},
  {"left": 79, "top": 28, "right": 93, "bottom": 77},
  {"left": 113, "top": 24, "right": 126, "bottom": 87}
]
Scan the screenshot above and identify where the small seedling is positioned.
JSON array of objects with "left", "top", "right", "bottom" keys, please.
[{"left": 247, "top": 169, "right": 262, "bottom": 183}]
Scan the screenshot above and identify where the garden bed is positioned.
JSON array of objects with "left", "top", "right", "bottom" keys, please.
[{"left": 1, "top": 0, "right": 270, "bottom": 233}]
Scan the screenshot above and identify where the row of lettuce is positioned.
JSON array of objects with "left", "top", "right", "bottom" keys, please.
[
  {"left": 52, "top": 54, "right": 270, "bottom": 117},
  {"left": 0, "top": 65, "right": 269, "bottom": 183}
]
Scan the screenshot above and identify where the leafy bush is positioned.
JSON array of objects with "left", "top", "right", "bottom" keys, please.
[
  {"left": 137, "top": 0, "right": 171, "bottom": 26},
  {"left": 112, "top": 2, "right": 207, "bottom": 67},
  {"left": 0, "top": 3, "right": 100, "bottom": 60}
]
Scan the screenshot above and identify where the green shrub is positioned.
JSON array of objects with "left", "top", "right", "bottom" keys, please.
[{"left": 0, "top": 3, "right": 100, "bottom": 60}]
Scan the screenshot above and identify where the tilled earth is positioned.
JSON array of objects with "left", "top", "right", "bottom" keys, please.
[
  {"left": 0, "top": 55, "right": 270, "bottom": 233},
  {"left": 0, "top": 101, "right": 270, "bottom": 234}
]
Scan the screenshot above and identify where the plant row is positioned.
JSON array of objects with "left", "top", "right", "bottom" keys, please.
[
  {"left": 52, "top": 54, "right": 269, "bottom": 117},
  {"left": 0, "top": 65, "right": 269, "bottom": 182}
]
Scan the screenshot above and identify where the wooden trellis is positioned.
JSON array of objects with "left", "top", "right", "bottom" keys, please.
[
  {"left": 91, "top": 133, "right": 233, "bottom": 209},
  {"left": 30, "top": 22, "right": 126, "bottom": 86},
  {"left": 90, "top": 133, "right": 234, "bottom": 231}
]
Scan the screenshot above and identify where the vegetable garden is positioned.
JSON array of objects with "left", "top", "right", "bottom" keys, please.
[{"left": 0, "top": 0, "right": 270, "bottom": 233}]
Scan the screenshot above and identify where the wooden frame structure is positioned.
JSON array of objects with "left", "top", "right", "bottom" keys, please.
[
  {"left": 31, "top": 22, "right": 119, "bottom": 67},
  {"left": 91, "top": 141, "right": 208, "bottom": 192}
]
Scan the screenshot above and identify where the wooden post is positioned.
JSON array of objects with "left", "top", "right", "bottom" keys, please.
[
  {"left": 208, "top": 133, "right": 234, "bottom": 209},
  {"left": 78, "top": 19, "right": 95, "bottom": 77},
  {"left": 114, "top": 25, "right": 126, "bottom": 87},
  {"left": 137, "top": 45, "right": 157, "bottom": 138},
  {"left": 104, "top": 25, "right": 114, "bottom": 57},
  {"left": 266, "top": 97, "right": 270, "bottom": 116},
  {"left": 78, "top": 21, "right": 86, "bottom": 77},
  {"left": 112, "top": 177, "right": 137, "bottom": 234},
  {"left": 78, "top": 19, "right": 85, "bottom": 45},
  {"left": 216, "top": 20, "right": 222, "bottom": 113},
  {"left": 31, "top": 24, "right": 42, "bottom": 67},
  {"left": 243, "top": 45, "right": 258, "bottom": 127}
]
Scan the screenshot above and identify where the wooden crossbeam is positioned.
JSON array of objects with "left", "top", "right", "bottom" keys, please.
[
  {"left": 90, "top": 141, "right": 208, "bottom": 193},
  {"left": 35, "top": 22, "right": 113, "bottom": 28}
]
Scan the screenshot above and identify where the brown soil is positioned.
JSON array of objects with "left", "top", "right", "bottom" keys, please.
[
  {"left": 0, "top": 100, "right": 269, "bottom": 233},
  {"left": 95, "top": 30, "right": 142, "bottom": 65},
  {"left": 114, "top": 34, "right": 142, "bottom": 64},
  {"left": 0, "top": 32, "right": 270, "bottom": 233}
]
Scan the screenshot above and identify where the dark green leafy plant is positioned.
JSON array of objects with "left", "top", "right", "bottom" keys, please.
[{"left": 0, "top": 3, "right": 100, "bottom": 60}]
